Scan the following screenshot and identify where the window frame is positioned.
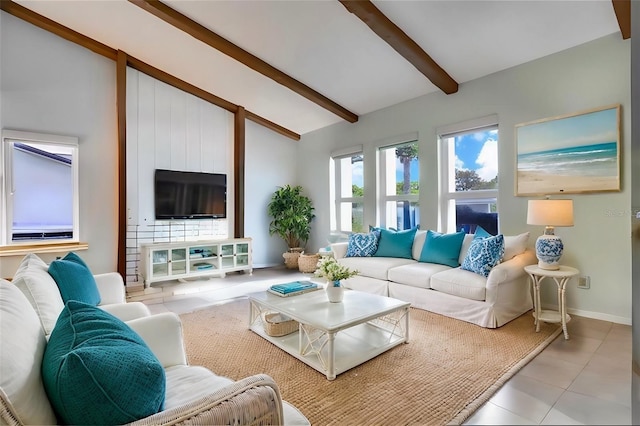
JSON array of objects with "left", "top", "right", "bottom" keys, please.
[
  {"left": 1, "top": 129, "right": 80, "bottom": 247},
  {"left": 437, "top": 116, "right": 499, "bottom": 234},
  {"left": 330, "top": 145, "right": 364, "bottom": 234},
  {"left": 377, "top": 138, "right": 419, "bottom": 230}
]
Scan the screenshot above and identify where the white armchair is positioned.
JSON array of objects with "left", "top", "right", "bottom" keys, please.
[
  {"left": 11, "top": 253, "right": 150, "bottom": 336},
  {"left": 0, "top": 280, "right": 309, "bottom": 425}
]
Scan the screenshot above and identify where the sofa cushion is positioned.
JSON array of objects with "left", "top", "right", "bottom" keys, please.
[
  {"left": 457, "top": 234, "right": 475, "bottom": 264},
  {"left": 430, "top": 268, "right": 488, "bottom": 301},
  {"left": 411, "top": 230, "right": 427, "bottom": 260},
  {"left": 164, "top": 365, "right": 234, "bottom": 410},
  {"left": 387, "top": 262, "right": 451, "bottom": 289},
  {"left": 374, "top": 227, "right": 418, "bottom": 259},
  {"left": 338, "top": 256, "right": 414, "bottom": 281},
  {"left": 48, "top": 252, "right": 101, "bottom": 305},
  {"left": 418, "top": 230, "right": 465, "bottom": 267},
  {"left": 42, "top": 301, "right": 165, "bottom": 425},
  {"left": 461, "top": 234, "right": 505, "bottom": 277},
  {"left": 11, "top": 253, "right": 65, "bottom": 336},
  {"left": 345, "top": 232, "right": 379, "bottom": 257},
  {"left": 338, "top": 274, "right": 389, "bottom": 296},
  {"left": 503, "top": 232, "right": 530, "bottom": 261},
  {"left": 0, "top": 280, "right": 58, "bottom": 425}
]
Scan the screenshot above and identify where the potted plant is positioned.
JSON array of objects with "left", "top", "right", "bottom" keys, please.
[
  {"left": 314, "top": 257, "right": 358, "bottom": 302},
  {"left": 267, "top": 185, "right": 315, "bottom": 269}
]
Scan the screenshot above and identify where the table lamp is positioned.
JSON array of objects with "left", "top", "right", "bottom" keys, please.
[{"left": 526, "top": 199, "right": 574, "bottom": 270}]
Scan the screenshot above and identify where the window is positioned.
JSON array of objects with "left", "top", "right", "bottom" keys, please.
[
  {"left": 439, "top": 117, "right": 499, "bottom": 234},
  {"left": 331, "top": 147, "right": 364, "bottom": 233},
  {"left": 378, "top": 141, "right": 420, "bottom": 230},
  {"left": 1, "top": 130, "right": 79, "bottom": 246}
]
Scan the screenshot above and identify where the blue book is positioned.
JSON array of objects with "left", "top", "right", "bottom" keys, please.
[{"left": 269, "top": 281, "right": 318, "bottom": 294}]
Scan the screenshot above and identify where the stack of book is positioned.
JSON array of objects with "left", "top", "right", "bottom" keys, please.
[{"left": 268, "top": 281, "right": 319, "bottom": 297}]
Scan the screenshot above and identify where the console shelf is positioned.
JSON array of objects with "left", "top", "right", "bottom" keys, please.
[{"left": 141, "top": 238, "right": 252, "bottom": 287}]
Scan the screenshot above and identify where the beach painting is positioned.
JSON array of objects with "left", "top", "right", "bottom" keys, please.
[{"left": 516, "top": 104, "right": 620, "bottom": 195}]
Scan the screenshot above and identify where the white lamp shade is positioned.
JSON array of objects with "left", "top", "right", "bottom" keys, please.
[{"left": 527, "top": 199, "right": 574, "bottom": 227}]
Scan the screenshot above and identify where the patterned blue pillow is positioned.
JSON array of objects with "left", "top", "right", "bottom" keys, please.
[
  {"left": 346, "top": 232, "right": 379, "bottom": 257},
  {"left": 461, "top": 234, "right": 505, "bottom": 277}
]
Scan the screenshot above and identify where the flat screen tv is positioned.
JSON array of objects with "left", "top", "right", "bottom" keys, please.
[{"left": 154, "top": 169, "right": 227, "bottom": 219}]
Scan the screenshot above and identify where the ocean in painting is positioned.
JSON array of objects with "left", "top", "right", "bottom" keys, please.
[{"left": 517, "top": 142, "right": 617, "bottom": 177}]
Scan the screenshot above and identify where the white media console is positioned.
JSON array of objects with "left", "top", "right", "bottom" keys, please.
[{"left": 141, "top": 238, "right": 252, "bottom": 287}]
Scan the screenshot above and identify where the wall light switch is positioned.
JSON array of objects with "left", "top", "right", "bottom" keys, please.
[{"left": 578, "top": 275, "right": 590, "bottom": 289}]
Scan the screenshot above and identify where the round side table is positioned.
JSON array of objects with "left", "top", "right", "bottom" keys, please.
[{"left": 524, "top": 264, "right": 579, "bottom": 340}]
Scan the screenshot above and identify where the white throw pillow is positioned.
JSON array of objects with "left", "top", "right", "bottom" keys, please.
[
  {"left": 11, "top": 253, "right": 65, "bottom": 336},
  {"left": 503, "top": 232, "right": 530, "bottom": 261},
  {"left": 412, "top": 230, "right": 427, "bottom": 261},
  {"left": 0, "top": 280, "right": 57, "bottom": 425}
]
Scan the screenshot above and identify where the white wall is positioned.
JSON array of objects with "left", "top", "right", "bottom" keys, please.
[
  {"left": 298, "top": 34, "right": 632, "bottom": 324},
  {"left": 0, "top": 11, "right": 298, "bottom": 278},
  {"left": 245, "top": 120, "right": 298, "bottom": 267},
  {"left": 125, "top": 68, "right": 233, "bottom": 284},
  {"left": 0, "top": 11, "right": 118, "bottom": 275}
]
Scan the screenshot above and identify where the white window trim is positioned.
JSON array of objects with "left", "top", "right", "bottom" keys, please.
[
  {"left": 331, "top": 146, "right": 363, "bottom": 233},
  {"left": 377, "top": 135, "right": 419, "bottom": 229},
  {"left": 1, "top": 129, "right": 80, "bottom": 246},
  {"left": 437, "top": 118, "right": 499, "bottom": 233}
]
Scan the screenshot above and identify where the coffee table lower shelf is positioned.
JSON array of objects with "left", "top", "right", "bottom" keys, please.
[{"left": 249, "top": 318, "right": 407, "bottom": 380}]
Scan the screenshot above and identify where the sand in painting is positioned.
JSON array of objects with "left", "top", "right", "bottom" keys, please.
[{"left": 517, "top": 171, "right": 618, "bottom": 194}]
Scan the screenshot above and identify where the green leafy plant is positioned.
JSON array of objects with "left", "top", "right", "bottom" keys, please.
[
  {"left": 314, "top": 257, "right": 358, "bottom": 285},
  {"left": 267, "top": 185, "right": 315, "bottom": 250}
]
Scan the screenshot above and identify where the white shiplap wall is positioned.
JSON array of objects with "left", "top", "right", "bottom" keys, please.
[{"left": 125, "top": 68, "right": 233, "bottom": 285}]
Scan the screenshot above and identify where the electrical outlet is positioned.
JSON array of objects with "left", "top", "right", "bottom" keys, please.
[{"left": 578, "top": 275, "right": 590, "bottom": 289}]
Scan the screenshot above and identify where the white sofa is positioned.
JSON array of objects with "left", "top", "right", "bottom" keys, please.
[
  {"left": 0, "top": 280, "right": 309, "bottom": 425},
  {"left": 1, "top": 254, "right": 310, "bottom": 425},
  {"left": 331, "top": 230, "right": 537, "bottom": 328}
]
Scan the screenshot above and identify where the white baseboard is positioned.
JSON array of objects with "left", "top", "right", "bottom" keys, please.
[{"left": 542, "top": 303, "right": 631, "bottom": 325}]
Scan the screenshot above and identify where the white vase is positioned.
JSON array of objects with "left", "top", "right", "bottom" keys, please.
[{"left": 326, "top": 281, "right": 344, "bottom": 303}]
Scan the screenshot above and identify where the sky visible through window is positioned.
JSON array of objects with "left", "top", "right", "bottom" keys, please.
[{"left": 455, "top": 129, "right": 498, "bottom": 182}]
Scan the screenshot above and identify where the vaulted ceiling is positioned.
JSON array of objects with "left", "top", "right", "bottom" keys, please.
[{"left": 4, "top": 0, "right": 629, "bottom": 137}]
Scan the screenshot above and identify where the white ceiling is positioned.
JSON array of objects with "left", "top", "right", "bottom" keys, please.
[{"left": 15, "top": 0, "right": 622, "bottom": 135}]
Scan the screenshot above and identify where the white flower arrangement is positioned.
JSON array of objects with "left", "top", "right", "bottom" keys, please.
[{"left": 314, "top": 256, "right": 358, "bottom": 286}]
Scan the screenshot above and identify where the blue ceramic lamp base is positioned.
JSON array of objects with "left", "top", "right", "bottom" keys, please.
[{"left": 535, "top": 234, "right": 564, "bottom": 270}]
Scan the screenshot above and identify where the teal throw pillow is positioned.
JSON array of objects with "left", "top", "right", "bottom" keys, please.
[
  {"left": 419, "top": 230, "right": 465, "bottom": 267},
  {"left": 346, "top": 232, "right": 379, "bottom": 257},
  {"left": 373, "top": 227, "right": 418, "bottom": 259},
  {"left": 461, "top": 234, "right": 505, "bottom": 277},
  {"left": 42, "top": 301, "right": 166, "bottom": 425},
  {"left": 48, "top": 252, "right": 101, "bottom": 305},
  {"left": 473, "top": 226, "right": 492, "bottom": 239}
]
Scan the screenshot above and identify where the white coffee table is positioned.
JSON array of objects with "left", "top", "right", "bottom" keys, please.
[{"left": 248, "top": 288, "right": 410, "bottom": 380}]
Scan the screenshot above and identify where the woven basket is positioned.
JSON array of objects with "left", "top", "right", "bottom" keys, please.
[
  {"left": 298, "top": 254, "right": 320, "bottom": 273},
  {"left": 283, "top": 250, "right": 302, "bottom": 269},
  {"left": 262, "top": 312, "right": 299, "bottom": 337}
]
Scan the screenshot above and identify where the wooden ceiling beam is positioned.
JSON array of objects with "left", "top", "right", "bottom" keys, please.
[
  {"left": 0, "top": 0, "right": 299, "bottom": 140},
  {"left": 339, "top": 0, "right": 458, "bottom": 95},
  {"left": 128, "top": 0, "right": 359, "bottom": 123},
  {"left": 612, "top": 0, "right": 630, "bottom": 40}
]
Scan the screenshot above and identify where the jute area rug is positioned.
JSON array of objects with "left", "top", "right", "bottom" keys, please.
[{"left": 180, "top": 298, "right": 560, "bottom": 426}]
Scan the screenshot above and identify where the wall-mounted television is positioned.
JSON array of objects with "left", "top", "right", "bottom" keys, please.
[{"left": 154, "top": 169, "right": 227, "bottom": 219}]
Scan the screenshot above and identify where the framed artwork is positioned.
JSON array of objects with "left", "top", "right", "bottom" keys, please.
[{"left": 515, "top": 104, "right": 620, "bottom": 195}]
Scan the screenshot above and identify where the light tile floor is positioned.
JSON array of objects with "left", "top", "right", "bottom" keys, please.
[{"left": 139, "top": 267, "right": 632, "bottom": 426}]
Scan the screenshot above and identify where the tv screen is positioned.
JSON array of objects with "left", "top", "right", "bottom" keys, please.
[{"left": 154, "top": 169, "right": 227, "bottom": 219}]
